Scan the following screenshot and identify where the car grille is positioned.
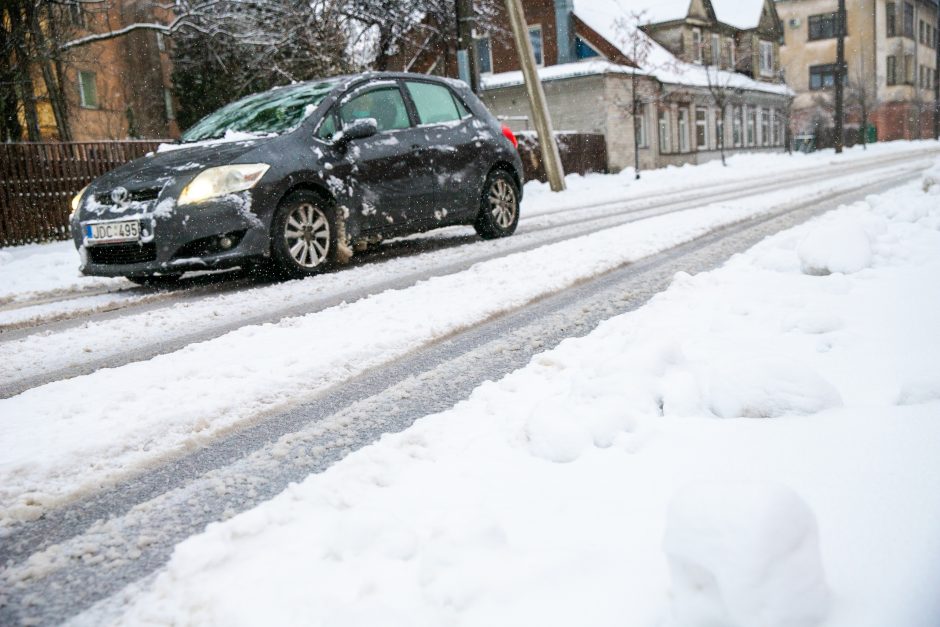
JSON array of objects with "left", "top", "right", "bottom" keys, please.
[
  {"left": 94, "top": 188, "right": 161, "bottom": 205},
  {"left": 87, "top": 242, "right": 157, "bottom": 265}
]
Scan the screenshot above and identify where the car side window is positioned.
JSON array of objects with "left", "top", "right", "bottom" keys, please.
[
  {"left": 316, "top": 112, "right": 337, "bottom": 140},
  {"left": 339, "top": 87, "right": 411, "bottom": 133},
  {"left": 405, "top": 81, "right": 462, "bottom": 125}
]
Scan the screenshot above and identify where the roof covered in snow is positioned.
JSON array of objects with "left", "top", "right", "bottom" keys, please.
[{"left": 572, "top": 0, "right": 768, "bottom": 31}]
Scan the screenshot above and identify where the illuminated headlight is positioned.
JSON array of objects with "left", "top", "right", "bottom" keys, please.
[
  {"left": 178, "top": 164, "right": 270, "bottom": 206},
  {"left": 70, "top": 185, "right": 89, "bottom": 217}
]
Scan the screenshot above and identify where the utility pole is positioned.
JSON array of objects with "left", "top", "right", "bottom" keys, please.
[
  {"left": 504, "top": 0, "right": 566, "bottom": 191},
  {"left": 455, "top": 0, "right": 480, "bottom": 93},
  {"left": 834, "top": 0, "right": 846, "bottom": 153}
]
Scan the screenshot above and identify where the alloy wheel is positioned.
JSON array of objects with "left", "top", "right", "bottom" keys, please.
[
  {"left": 284, "top": 203, "right": 331, "bottom": 268},
  {"left": 488, "top": 178, "right": 517, "bottom": 229}
]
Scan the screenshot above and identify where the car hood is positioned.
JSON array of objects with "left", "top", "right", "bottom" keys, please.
[{"left": 92, "top": 137, "right": 275, "bottom": 191}]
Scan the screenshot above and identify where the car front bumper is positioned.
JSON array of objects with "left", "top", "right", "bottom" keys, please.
[{"left": 73, "top": 193, "right": 270, "bottom": 277}]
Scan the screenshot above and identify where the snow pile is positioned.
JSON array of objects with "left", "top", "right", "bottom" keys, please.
[
  {"left": 0, "top": 241, "right": 126, "bottom": 304},
  {"left": 664, "top": 481, "right": 829, "bottom": 627},
  {"left": 97, "top": 162, "right": 940, "bottom": 626},
  {"left": 922, "top": 160, "right": 940, "bottom": 192},
  {"left": 707, "top": 358, "right": 842, "bottom": 418},
  {"left": 796, "top": 215, "right": 872, "bottom": 276}
]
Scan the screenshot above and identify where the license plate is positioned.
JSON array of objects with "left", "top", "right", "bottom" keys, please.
[{"left": 85, "top": 220, "right": 140, "bottom": 244}]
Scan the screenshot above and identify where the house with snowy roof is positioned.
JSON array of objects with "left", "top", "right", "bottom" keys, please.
[{"left": 476, "top": 0, "right": 793, "bottom": 171}]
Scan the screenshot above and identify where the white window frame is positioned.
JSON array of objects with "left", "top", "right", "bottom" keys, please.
[
  {"left": 678, "top": 108, "right": 690, "bottom": 152},
  {"left": 732, "top": 105, "right": 743, "bottom": 147},
  {"left": 727, "top": 36, "right": 736, "bottom": 68},
  {"left": 78, "top": 70, "right": 98, "bottom": 109},
  {"left": 746, "top": 106, "right": 756, "bottom": 146},
  {"left": 658, "top": 108, "right": 670, "bottom": 153},
  {"left": 528, "top": 24, "right": 544, "bottom": 67},
  {"left": 695, "top": 106, "right": 708, "bottom": 150},
  {"left": 759, "top": 40, "right": 774, "bottom": 76},
  {"left": 692, "top": 28, "right": 703, "bottom": 63},
  {"left": 711, "top": 33, "right": 721, "bottom": 66},
  {"left": 475, "top": 35, "right": 493, "bottom": 75},
  {"left": 635, "top": 105, "right": 648, "bottom": 147}
]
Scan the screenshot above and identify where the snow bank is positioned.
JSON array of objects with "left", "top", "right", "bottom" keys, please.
[
  {"left": 97, "top": 159, "right": 940, "bottom": 626},
  {"left": 664, "top": 481, "right": 829, "bottom": 627},
  {"left": 0, "top": 241, "right": 127, "bottom": 303}
]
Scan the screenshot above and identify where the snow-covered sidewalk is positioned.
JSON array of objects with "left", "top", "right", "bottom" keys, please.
[{"left": 107, "top": 162, "right": 940, "bottom": 626}]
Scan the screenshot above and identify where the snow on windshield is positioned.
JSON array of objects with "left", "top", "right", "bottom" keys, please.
[{"left": 181, "top": 80, "right": 340, "bottom": 143}]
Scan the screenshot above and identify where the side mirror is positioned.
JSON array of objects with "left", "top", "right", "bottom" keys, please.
[{"left": 334, "top": 118, "right": 378, "bottom": 149}]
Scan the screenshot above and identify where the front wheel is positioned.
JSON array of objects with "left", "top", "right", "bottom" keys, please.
[
  {"left": 474, "top": 170, "right": 520, "bottom": 240},
  {"left": 270, "top": 191, "right": 338, "bottom": 279}
]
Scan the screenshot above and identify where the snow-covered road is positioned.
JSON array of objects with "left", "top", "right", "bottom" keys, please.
[{"left": 1, "top": 142, "right": 939, "bottom": 626}]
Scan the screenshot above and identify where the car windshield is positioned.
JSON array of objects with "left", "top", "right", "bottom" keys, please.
[{"left": 180, "top": 80, "right": 341, "bottom": 142}]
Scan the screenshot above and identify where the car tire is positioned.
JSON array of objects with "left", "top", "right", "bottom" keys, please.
[
  {"left": 270, "top": 190, "right": 338, "bottom": 279},
  {"left": 474, "top": 169, "right": 520, "bottom": 240},
  {"left": 126, "top": 273, "right": 183, "bottom": 288}
]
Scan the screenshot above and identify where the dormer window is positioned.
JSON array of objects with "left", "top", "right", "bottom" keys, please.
[
  {"left": 759, "top": 40, "right": 774, "bottom": 75},
  {"left": 692, "top": 28, "right": 703, "bottom": 63},
  {"left": 711, "top": 33, "right": 721, "bottom": 66}
]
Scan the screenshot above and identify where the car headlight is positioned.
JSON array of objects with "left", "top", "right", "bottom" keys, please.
[
  {"left": 70, "top": 185, "right": 89, "bottom": 217},
  {"left": 178, "top": 164, "right": 270, "bottom": 205}
]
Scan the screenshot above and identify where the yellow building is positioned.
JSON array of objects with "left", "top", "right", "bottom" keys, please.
[{"left": 778, "top": 0, "right": 938, "bottom": 140}]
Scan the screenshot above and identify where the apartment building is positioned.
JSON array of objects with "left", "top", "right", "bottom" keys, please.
[{"left": 778, "top": 0, "right": 939, "bottom": 140}]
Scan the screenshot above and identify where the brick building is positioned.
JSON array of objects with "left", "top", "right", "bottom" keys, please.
[
  {"left": 777, "top": 0, "right": 939, "bottom": 141},
  {"left": 25, "top": 0, "right": 179, "bottom": 141}
]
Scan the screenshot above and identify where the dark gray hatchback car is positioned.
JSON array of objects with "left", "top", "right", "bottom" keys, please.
[{"left": 69, "top": 72, "right": 524, "bottom": 282}]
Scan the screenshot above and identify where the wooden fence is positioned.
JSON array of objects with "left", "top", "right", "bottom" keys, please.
[
  {"left": 515, "top": 132, "right": 608, "bottom": 183},
  {"left": 0, "top": 141, "right": 165, "bottom": 247}
]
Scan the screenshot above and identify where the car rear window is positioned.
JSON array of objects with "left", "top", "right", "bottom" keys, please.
[{"left": 406, "top": 82, "right": 462, "bottom": 125}]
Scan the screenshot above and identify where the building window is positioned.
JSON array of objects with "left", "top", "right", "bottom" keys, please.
[
  {"left": 920, "top": 20, "right": 926, "bottom": 44},
  {"left": 760, "top": 108, "right": 770, "bottom": 146},
  {"left": 904, "top": 54, "right": 915, "bottom": 84},
  {"left": 711, "top": 33, "right": 721, "bottom": 66},
  {"left": 732, "top": 106, "right": 743, "bottom": 147},
  {"left": 575, "top": 36, "right": 601, "bottom": 59},
  {"left": 746, "top": 107, "right": 756, "bottom": 146},
  {"left": 695, "top": 106, "right": 708, "bottom": 149},
  {"left": 78, "top": 70, "right": 98, "bottom": 109},
  {"left": 759, "top": 41, "right": 774, "bottom": 76},
  {"left": 69, "top": 2, "right": 85, "bottom": 27},
  {"left": 809, "top": 63, "right": 846, "bottom": 89},
  {"left": 727, "top": 37, "right": 736, "bottom": 67},
  {"left": 886, "top": 2, "right": 896, "bottom": 36},
  {"left": 658, "top": 109, "right": 670, "bottom": 153},
  {"left": 692, "top": 28, "right": 703, "bottom": 63},
  {"left": 475, "top": 36, "right": 493, "bottom": 75},
  {"left": 715, "top": 108, "right": 724, "bottom": 148},
  {"left": 164, "top": 88, "right": 175, "bottom": 121},
  {"left": 156, "top": 32, "right": 165, "bottom": 52},
  {"left": 631, "top": 105, "right": 649, "bottom": 147},
  {"left": 528, "top": 25, "right": 543, "bottom": 66},
  {"left": 903, "top": 2, "right": 914, "bottom": 38},
  {"left": 887, "top": 56, "right": 897, "bottom": 84},
  {"left": 808, "top": 13, "right": 840, "bottom": 40},
  {"left": 678, "top": 108, "right": 690, "bottom": 152}
]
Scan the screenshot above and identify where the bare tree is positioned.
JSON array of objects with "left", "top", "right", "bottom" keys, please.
[
  {"left": 613, "top": 11, "right": 657, "bottom": 180},
  {"left": 845, "top": 50, "right": 879, "bottom": 149},
  {"left": 702, "top": 62, "right": 743, "bottom": 166}
]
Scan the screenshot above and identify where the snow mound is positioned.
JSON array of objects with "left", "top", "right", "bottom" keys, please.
[
  {"left": 922, "top": 161, "right": 940, "bottom": 194},
  {"left": 708, "top": 359, "right": 842, "bottom": 418},
  {"left": 663, "top": 481, "right": 830, "bottom": 627},
  {"left": 781, "top": 312, "right": 843, "bottom": 334},
  {"left": 525, "top": 395, "right": 636, "bottom": 463},
  {"left": 897, "top": 374, "right": 940, "bottom": 405},
  {"left": 796, "top": 217, "right": 872, "bottom": 275}
]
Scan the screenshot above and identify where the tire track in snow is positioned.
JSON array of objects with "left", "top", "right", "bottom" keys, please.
[{"left": 0, "top": 152, "right": 933, "bottom": 399}]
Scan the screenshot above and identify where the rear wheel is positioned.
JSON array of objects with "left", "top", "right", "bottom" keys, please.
[
  {"left": 474, "top": 170, "right": 519, "bottom": 240},
  {"left": 270, "top": 191, "right": 338, "bottom": 278}
]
